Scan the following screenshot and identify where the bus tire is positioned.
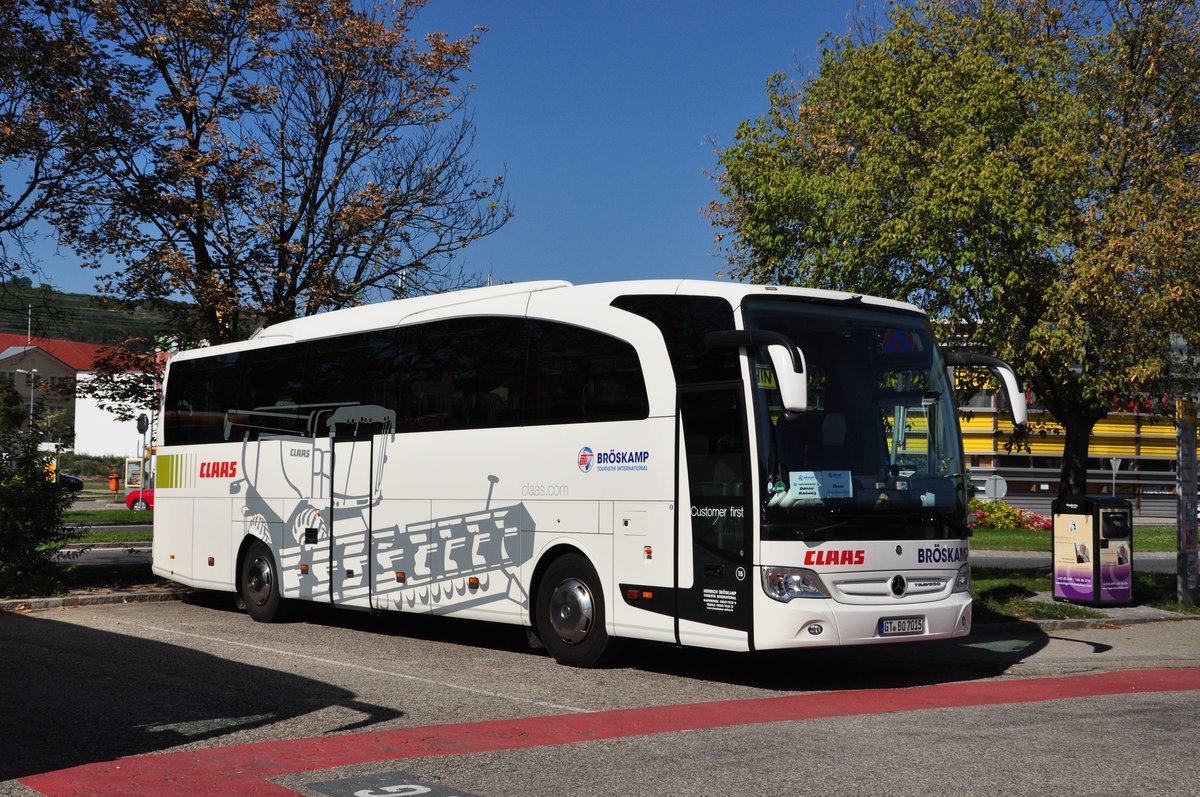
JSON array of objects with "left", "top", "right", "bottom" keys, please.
[
  {"left": 239, "top": 540, "right": 290, "bottom": 622},
  {"left": 536, "top": 553, "right": 620, "bottom": 667}
]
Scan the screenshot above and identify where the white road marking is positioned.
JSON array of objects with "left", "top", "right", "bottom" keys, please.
[{"left": 140, "top": 624, "right": 589, "bottom": 713}]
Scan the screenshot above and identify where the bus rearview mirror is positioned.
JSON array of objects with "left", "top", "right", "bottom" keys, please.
[{"left": 767, "top": 343, "right": 808, "bottom": 413}]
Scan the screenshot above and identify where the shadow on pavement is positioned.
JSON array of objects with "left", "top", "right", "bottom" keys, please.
[
  {"left": 615, "top": 627, "right": 1053, "bottom": 690},
  {"left": 244, "top": 590, "right": 1056, "bottom": 693},
  {"left": 0, "top": 605, "right": 402, "bottom": 781}
]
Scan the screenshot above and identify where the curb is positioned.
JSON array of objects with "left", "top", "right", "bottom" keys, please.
[
  {"left": 969, "top": 612, "right": 1200, "bottom": 636},
  {"left": 0, "top": 590, "right": 191, "bottom": 613}
]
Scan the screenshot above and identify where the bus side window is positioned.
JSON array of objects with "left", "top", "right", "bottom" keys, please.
[
  {"left": 398, "top": 317, "right": 527, "bottom": 432},
  {"left": 164, "top": 355, "right": 243, "bottom": 445},
  {"left": 309, "top": 330, "right": 402, "bottom": 413},
  {"left": 526, "top": 320, "right": 648, "bottom": 424}
]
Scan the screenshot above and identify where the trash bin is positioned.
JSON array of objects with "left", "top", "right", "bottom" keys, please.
[{"left": 1051, "top": 496, "right": 1133, "bottom": 605}]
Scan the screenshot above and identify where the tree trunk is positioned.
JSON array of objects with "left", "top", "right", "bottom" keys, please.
[{"left": 1057, "top": 412, "right": 1101, "bottom": 498}]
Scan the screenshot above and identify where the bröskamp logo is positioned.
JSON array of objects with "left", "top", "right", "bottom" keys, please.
[{"left": 578, "top": 447, "right": 595, "bottom": 473}]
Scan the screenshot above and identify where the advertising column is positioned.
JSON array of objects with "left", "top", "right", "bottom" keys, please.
[{"left": 1052, "top": 496, "right": 1132, "bottom": 605}]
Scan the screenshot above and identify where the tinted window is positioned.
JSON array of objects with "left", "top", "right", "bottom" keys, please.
[
  {"left": 309, "top": 330, "right": 402, "bottom": 412},
  {"left": 163, "top": 354, "right": 243, "bottom": 445},
  {"left": 611, "top": 294, "right": 739, "bottom": 384},
  {"left": 164, "top": 315, "right": 650, "bottom": 445},
  {"left": 526, "top": 320, "right": 648, "bottom": 424},
  {"left": 226, "top": 344, "right": 312, "bottom": 438},
  {"left": 398, "top": 317, "right": 528, "bottom": 432}
]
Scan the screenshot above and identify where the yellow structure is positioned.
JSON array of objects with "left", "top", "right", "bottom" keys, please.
[
  {"left": 960, "top": 400, "right": 1190, "bottom": 512},
  {"left": 961, "top": 408, "right": 1180, "bottom": 461}
]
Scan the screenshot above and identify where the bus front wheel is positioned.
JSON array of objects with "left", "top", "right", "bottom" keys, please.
[
  {"left": 536, "top": 553, "right": 619, "bottom": 667},
  {"left": 240, "top": 541, "right": 289, "bottom": 622}
]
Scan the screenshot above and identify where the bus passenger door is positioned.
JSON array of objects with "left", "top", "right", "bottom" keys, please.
[
  {"left": 676, "top": 385, "right": 754, "bottom": 651},
  {"left": 327, "top": 406, "right": 394, "bottom": 608}
]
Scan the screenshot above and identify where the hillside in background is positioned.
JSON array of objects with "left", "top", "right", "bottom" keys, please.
[{"left": 0, "top": 281, "right": 172, "bottom": 345}]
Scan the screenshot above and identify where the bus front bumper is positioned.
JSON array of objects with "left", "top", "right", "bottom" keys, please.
[{"left": 753, "top": 590, "right": 972, "bottom": 650}]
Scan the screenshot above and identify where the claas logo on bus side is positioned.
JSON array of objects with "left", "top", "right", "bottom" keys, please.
[{"left": 199, "top": 460, "right": 238, "bottom": 479}]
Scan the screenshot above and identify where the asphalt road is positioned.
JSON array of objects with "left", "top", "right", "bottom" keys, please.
[{"left": 3, "top": 594, "right": 1199, "bottom": 796}]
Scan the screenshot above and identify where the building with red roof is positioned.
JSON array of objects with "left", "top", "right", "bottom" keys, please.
[{"left": 0, "top": 333, "right": 149, "bottom": 456}]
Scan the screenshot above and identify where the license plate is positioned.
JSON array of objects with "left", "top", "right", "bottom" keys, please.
[{"left": 879, "top": 616, "right": 924, "bottom": 636}]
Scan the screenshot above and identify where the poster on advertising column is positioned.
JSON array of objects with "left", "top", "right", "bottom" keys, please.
[{"left": 1053, "top": 509, "right": 1093, "bottom": 601}]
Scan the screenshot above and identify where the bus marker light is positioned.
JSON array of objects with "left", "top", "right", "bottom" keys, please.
[
  {"left": 395, "top": 571, "right": 406, "bottom": 584},
  {"left": 300, "top": 564, "right": 309, "bottom": 574},
  {"left": 642, "top": 591, "right": 653, "bottom": 599},
  {"left": 207, "top": 557, "right": 214, "bottom": 567},
  {"left": 468, "top": 577, "right": 480, "bottom": 590},
  {"left": 644, "top": 546, "right": 653, "bottom": 560},
  {"left": 626, "top": 589, "right": 639, "bottom": 600}
]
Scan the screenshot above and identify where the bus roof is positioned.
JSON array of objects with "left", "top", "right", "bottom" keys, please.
[{"left": 169, "top": 279, "right": 924, "bottom": 363}]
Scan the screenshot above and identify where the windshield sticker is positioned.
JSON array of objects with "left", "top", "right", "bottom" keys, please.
[{"left": 788, "top": 471, "right": 854, "bottom": 500}]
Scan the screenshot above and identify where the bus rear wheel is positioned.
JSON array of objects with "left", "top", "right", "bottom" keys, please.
[
  {"left": 240, "top": 541, "right": 290, "bottom": 622},
  {"left": 536, "top": 553, "right": 619, "bottom": 667}
]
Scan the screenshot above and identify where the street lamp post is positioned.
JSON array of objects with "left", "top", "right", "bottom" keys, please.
[{"left": 14, "top": 368, "right": 37, "bottom": 425}]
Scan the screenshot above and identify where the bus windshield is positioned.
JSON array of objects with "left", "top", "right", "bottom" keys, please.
[{"left": 743, "top": 296, "right": 966, "bottom": 542}]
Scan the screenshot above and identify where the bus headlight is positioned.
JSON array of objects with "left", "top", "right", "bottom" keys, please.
[
  {"left": 761, "top": 566, "right": 830, "bottom": 602},
  {"left": 954, "top": 563, "right": 971, "bottom": 593}
]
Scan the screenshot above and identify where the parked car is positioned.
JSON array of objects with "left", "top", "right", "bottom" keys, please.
[
  {"left": 126, "top": 488, "right": 154, "bottom": 511},
  {"left": 57, "top": 473, "right": 84, "bottom": 492}
]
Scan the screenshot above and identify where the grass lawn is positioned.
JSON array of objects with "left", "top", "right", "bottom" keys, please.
[
  {"left": 66, "top": 508, "right": 150, "bottom": 525},
  {"left": 972, "top": 566, "right": 1198, "bottom": 621},
  {"left": 971, "top": 525, "right": 1177, "bottom": 552},
  {"left": 72, "top": 528, "right": 152, "bottom": 545},
  {"left": 65, "top": 508, "right": 153, "bottom": 545}
]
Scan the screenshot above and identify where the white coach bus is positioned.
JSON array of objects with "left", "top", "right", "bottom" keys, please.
[{"left": 153, "top": 279, "right": 1026, "bottom": 666}]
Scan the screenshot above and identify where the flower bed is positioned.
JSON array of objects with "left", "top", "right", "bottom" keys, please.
[{"left": 968, "top": 498, "right": 1051, "bottom": 531}]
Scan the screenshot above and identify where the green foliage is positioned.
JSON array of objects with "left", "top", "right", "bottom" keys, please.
[
  {"left": 709, "top": 0, "right": 1200, "bottom": 496},
  {"left": 0, "top": 379, "right": 22, "bottom": 430},
  {"left": 0, "top": 424, "right": 81, "bottom": 596},
  {"left": 0, "top": 283, "right": 172, "bottom": 345},
  {"left": 57, "top": 452, "right": 126, "bottom": 482}
]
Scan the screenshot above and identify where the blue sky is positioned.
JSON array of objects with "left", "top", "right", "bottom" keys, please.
[{"left": 41, "top": 1, "right": 863, "bottom": 295}]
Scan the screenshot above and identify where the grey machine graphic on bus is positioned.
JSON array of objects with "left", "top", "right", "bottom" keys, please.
[{"left": 224, "top": 402, "right": 529, "bottom": 611}]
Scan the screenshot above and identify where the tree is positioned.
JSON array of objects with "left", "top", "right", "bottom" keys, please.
[
  {"left": 54, "top": 0, "right": 511, "bottom": 345},
  {"left": 708, "top": 0, "right": 1200, "bottom": 496},
  {"left": 0, "top": 0, "right": 137, "bottom": 286},
  {"left": 74, "top": 337, "right": 164, "bottom": 423},
  {"left": 0, "top": 421, "right": 79, "bottom": 597},
  {"left": 0, "top": 379, "right": 23, "bottom": 431}
]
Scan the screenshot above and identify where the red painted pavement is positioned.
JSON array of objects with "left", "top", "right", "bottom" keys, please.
[{"left": 22, "top": 668, "right": 1200, "bottom": 797}]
